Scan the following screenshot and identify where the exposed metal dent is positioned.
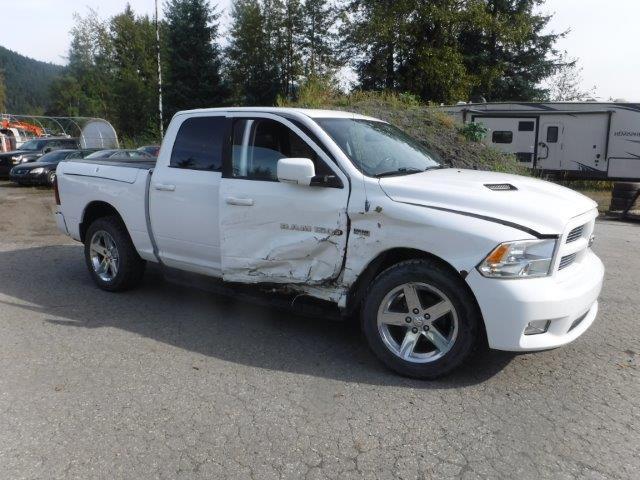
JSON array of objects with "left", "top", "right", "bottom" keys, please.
[{"left": 222, "top": 210, "right": 348, "bottom": 285}]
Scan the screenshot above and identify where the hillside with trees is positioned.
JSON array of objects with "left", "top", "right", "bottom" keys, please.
[{"left": 0, "top": 45, "right": 64, "bottom": 114}]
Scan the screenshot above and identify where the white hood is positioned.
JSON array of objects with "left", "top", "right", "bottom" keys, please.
[{"left": 379, "top": 169, "right": 597, "bottom": 235}]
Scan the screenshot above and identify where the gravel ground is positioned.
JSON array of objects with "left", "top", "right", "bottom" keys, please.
[{"left": 0, "top": 181, "right": 638, "bottom": 480}]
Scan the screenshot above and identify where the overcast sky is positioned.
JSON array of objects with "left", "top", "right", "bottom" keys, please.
[{"left": 2, "top": 0, "right": 639, "bottom": 101}]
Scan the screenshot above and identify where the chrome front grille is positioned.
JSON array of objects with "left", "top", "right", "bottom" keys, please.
[
  {"left": 556, "top": 217, "right": 595, "bottom": 273},
  {"left": 566, "top": 224, "right": 584, "bottom": 243},
  {"left": 559, "top": 253, "right": 578, "bottom": 270}
]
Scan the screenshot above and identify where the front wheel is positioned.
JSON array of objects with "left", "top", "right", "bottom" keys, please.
[
  {"left": 84, "top": 216, "right": 145, "bottom": 291},
  {"left": 361, "top": 259, "right": 480, "bottom": 379},
  {"left": 47, "top": 171, "right": 56, "bottom": 186}
]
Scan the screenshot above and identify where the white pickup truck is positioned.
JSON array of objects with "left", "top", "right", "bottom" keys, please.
[{"left": 54, "top": 107, "right": 604, "bottom": 378}]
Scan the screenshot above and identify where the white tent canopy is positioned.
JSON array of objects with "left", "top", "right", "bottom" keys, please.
[{"left": 0, "top": 114, "right": 119, "bottom": 149}]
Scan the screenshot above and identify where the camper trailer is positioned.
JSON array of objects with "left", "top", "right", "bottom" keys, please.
[{"left": 443, "top": 102, "right": 640, "bottom": 181}]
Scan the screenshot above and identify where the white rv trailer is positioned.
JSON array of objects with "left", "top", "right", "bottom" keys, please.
[{"left": 443, "top": 102, "right": 640, "bottom": 181}]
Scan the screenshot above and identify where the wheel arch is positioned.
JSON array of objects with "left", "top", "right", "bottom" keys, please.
[
  {"left": 79, "top": 201, "right": 126, "bottom": 243},
  {"left": 345, "top": 247, "right": 487, "bottom": 343}
]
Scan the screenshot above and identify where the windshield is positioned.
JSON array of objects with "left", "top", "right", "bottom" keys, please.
[
  {"left": 38, "top": 150, "right": 71, "bottom": 163},
  {"left": 86, "top": 150, "right": 116, "bottom": 158},
  {"left": 315, "top": 118, "right": 440, "bottom": 177},
  {"left": 20, "top": 140, "right": 46, "bottom": 151}
]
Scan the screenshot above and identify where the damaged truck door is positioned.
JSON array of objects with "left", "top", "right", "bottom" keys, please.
[{"left": 219, "top": 114, "right": 350, "bottom": 284}]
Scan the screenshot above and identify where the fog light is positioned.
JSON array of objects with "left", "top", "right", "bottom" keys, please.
[{"left": 524, "top": 320, "right": 551, "bottom": 336}]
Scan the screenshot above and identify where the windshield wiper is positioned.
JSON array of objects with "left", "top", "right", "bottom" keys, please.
[{"left": 374, "top": 167, "right": 425, "bottom": 178}]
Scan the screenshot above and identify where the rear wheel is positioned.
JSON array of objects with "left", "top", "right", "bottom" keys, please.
[
  {"left": 84, "top": 216, "right": 145, "bottom": 291},
  {"left": 361, "top": 259, "right": 480, "bottom": 379}
]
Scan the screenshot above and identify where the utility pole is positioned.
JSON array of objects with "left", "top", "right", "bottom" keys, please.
[{"left": 155, "top": 0, "right": 164, "bottom": 139}]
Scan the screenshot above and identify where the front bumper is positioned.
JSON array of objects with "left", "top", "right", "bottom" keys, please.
[
  {"left": 467, "top": 249, "right": 604, "bottom": 351},
  {"left": 9, "top": 173, "right": 49, "bottom": 185}
]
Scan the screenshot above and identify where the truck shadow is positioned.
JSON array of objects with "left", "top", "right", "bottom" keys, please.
[{"left": 0, "top": 245, "right": 515, "bottom": 388}]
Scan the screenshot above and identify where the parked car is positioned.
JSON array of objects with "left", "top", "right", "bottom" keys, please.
[
  {"left": 85, "top": 149, "right": 153, "bottom": 160},
  {"left": 54, "top": 107, "right": 604, "bottom": 379},
  {"left": 137, "top": 145, "right": 161, "bottom": 157},
  {"left": 0, "top": 137, "right": 79, "bottom": 178},
  {"left": 9, "top": 149, "right": 94, "bottom": 186}
]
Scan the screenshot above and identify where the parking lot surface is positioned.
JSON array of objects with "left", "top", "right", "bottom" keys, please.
[{"left": 0, "top": 181, "right": 638, "bottom": 479}]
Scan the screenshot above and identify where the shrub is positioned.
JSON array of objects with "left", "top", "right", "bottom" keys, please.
[{"left": 458, "top": 122, "right": 487, "bottom": 142}]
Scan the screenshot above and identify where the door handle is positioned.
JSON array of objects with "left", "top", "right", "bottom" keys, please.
[
  {"left": 225, "top": 196, "right": 254, "bottom": 206},
  {"left": 154, "top": 183, "right": 176, "bottom": 191}
]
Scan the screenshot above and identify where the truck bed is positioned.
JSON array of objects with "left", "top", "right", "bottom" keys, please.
[{"left": 56, "top": 158, "right": 156, "bottom": 261}]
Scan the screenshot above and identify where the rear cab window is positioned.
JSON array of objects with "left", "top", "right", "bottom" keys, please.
[{"left": 170, "top": 116, "right": 226, "bottom": 171}]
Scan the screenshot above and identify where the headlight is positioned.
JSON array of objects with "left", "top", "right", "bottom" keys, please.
[
  {"left": 30, "top": 167, "right": 44, "bottom": 174},
  {"left": 11, "top": 155, "right": 23, "bottom": 164},
  {"left": 478, "top": 239, "right": 557, "bottom": 278}
]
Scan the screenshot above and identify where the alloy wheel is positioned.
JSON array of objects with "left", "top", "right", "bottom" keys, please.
[
  {"left": 89, "top": 230, "right": 120, "bottom": 282},
  {"left": 376, "top": 282, "right": 459, "bottom": 363}
]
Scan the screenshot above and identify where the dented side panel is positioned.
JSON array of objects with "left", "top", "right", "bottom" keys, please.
[
  {"left": 340, "top": 180, "right": 537, "bottom": 291},
  {"left": 220, "top": 178, "right": 350, "bottom": 285}
]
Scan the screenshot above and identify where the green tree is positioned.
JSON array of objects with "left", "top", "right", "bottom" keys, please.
[
  {"left": 398, "top": 0, "right": 472, "bottom": 103},
  {"left": 344, "top": 0, "right": 470, "bottom": 102},
  {"left": 226, "top": 0, "right": 279, "bottom": 105},
  {"left": 343, "top": 0, "right": 563, "bottom": 103},
  {"left": 280, "top": 0, "right": 305, "bottom": 97},
  {"left": 301, "top": 0, "right": 340, "bottom": 80},
  {"left": 163, "top": 0, "right": 226, "bottom": 118},
  {"left": 110, "top": 4, "right": 159, "bottom": 139},
  {"left": 48, "top": 75, "right": 84, "bottom": 117},
  {"left": 260, "top": 0, "right": 305, "bottom": 99},
  {"left": 342, "top": 0, "right": 411, "bottom": 91},
  {"left": 0, "top": 70, "right": 6, "bottom": 111},
  {"left": 459, "top": 0, "right": 564, "bottom": 101},
  {"left": 67, "top": 9, "right": 114, "bottom": 118}
]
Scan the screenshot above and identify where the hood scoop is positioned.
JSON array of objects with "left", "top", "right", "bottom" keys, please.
[{"left": 484, "top": 183, "right": 517, "bottom": 191}]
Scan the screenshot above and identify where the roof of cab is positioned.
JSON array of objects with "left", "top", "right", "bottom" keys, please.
[{"left": 174, "top": 106, "right": 381, "bottom": 122}]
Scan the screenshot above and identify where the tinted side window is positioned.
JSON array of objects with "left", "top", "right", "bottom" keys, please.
[
  {"left": 492, "top": 131, "right": 513, "bottom": 144},
  {"left": 518, "top": 121, "right": 535, "bottom": 132},
  {"left": 547, "top": 126, "right": 559, "bottom": 143},
  {"left": 170, "top": 116, "right": 225, "bottom": 171},
  {"left": 63, "top": 139, "right": 78, "bottom": 148},
  {"left": 231, "top": 119, "right": 330, "bottom": 181}
]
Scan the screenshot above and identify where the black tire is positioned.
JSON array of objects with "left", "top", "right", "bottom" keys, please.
[
  {"left": 611, "top": 190, "right": 639, "bottom": 200},
  {"left": 47, "top": 171, "right": 56, "bottom": 186},
  {"left": 610, "top": 198, "right": 634, "bottom": 211},
  {"left": 612, "top": 182, "right": 640, "bottom": 193},
  {"left": 361, "top": 259, "right": 480, "bottom": 379},
  {"left": 84, "top": 216, "right": 145, "bottom": 291}
]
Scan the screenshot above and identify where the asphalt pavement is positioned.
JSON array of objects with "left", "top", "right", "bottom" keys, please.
[{"left": 0, "top": 181, "right": 638, "bottom": 479}]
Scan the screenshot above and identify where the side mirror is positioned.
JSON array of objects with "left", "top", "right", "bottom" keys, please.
[
  {"left": 43, "top": 147, "right": 53, "bottom": 154},
  {"left": 277, "top": 158, "right": 315, "bottom": 186}
]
